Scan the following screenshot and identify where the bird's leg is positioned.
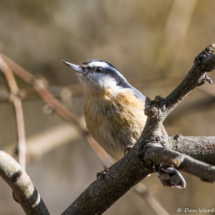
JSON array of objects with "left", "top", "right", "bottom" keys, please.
[
  {"left": 124, "top": 144, "right": 135, "bottom": 155},
  {"left": 97, "top": 145, "right": 134, "bottom": 181},
  {"left": 124, "top": 137, "right": 136, "bottom": 155},
  {"left": 97, "top": 138, "right": 137, "bottom": 181}
]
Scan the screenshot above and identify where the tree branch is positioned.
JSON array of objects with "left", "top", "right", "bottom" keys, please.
[
  {"left": 164, "top": 44, "right": 215, "bottom": 116},
  {"left": 140, "top": 44, "right": 215, "bottom": 141},
  {"left": 0, "top": 56, "right": 26, "bottom": 169},
  {"left": 62, "top": 149, "right": 151, "bottom": 215},
  {"left": 168, "top": 135, "right": 215, "bottom": 165},
  {"left": 144, "top": 144, "right": 215, "bottom": 182},
  {"left": 0, "top": 150, "right": 50, "bottom": 215},
  {"left": 134, "top": 183, "right": 169, "bottom": 215}
]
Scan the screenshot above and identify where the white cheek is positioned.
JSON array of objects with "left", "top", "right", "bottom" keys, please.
[
  {"left": 88, "top": 73, "right": 116, "bottom": 88},
  {"left": 98, "top": 76, "right": 126, "bottom": 95},
  {"left": 99, "top": 77, "right": 116, "bottom": 88}
]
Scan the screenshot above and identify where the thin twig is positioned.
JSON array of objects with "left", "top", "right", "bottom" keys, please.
[
  {"left": 0, "top": 56, "right": 26, "bottom": 169},
  {"left": 0, "top": 75, "right": 185, "bottom": 103},
  {"left": 5, "top": 123, "right": 82, "bottom": 159},
  {"left": 134, "top": 183, "right": 169, "bottom": 215}
]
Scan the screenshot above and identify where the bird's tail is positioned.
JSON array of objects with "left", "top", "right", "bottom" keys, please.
[{"left": 156, "top": 167, "right": 186, "bottom": 188}]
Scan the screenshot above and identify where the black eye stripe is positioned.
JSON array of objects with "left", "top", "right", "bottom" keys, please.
[{"left": 95, "top": 67, "right": 103, "bottom": 73}]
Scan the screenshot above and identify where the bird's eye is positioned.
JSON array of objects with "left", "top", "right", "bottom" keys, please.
[{"left": 96, "top": 67, "right": 103, "bottom": 73}]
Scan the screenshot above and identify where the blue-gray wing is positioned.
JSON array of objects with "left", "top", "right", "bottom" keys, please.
[{"left": 130, "top": 86, "right": 146, "bottom": 101}]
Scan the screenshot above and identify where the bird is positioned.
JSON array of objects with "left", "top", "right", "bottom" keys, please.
[{"left": 62, "top": 59, "right": 186, "bottom": 188}]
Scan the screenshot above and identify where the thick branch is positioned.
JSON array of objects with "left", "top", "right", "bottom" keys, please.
[
  {"left": 62, "top": 149, "right": 151, "bottom": 215},
  {"left": 168, "top": 135, "right": 215, "bottom": 165},
  {"left": 62, "top": 136, "right": 215, "bottom": 215},
  {"left": 0, "top": 150, "right": 50, "bottom": 215},
  {"left": 144, "top": 145, "right": 215, "bottom": 182}
]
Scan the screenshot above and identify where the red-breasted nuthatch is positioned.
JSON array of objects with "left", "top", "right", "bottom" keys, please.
[{"left": 63, "top": 59, "right": 186, "bottom": 188}]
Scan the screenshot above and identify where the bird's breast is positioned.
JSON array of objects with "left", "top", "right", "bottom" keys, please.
[{"left": 84, "top": 89, "right": 147, "bottom": 160}]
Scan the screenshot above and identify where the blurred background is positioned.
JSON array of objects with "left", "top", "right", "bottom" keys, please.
[{"left": 1, "top": 0, "right": 215, "bottom": 214}]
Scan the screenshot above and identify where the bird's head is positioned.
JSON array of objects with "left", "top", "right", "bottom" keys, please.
[{"left": 63, "top": 59, "right": 130, "bottom": 95}]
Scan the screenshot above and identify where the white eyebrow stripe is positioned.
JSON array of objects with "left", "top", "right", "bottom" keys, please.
[{"left": 89, "top": 61, "right": 110, "bottom": 68}]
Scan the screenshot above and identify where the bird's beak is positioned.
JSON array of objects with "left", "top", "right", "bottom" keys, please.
[{"left": 62, "top": 60, "right": 83, "bottom": 73}]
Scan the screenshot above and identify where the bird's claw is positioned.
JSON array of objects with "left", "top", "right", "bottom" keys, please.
[
  {"left": 12, "top": 192, "right": 19, "bottom": 203},
  {"left": 124, "top": 145, "right": 133, "bottom": 155},
  {"left": 97, "top": 165, "right": 109, "bottom": 181}
]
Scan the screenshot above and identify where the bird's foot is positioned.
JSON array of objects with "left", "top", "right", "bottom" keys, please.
[
  {"left": 97, "top": 165, "right": 109, "bottom": 181},
  {"left": 124, "top": 145, "right": 134, "bottom": 155},
  {"left": 156, "top": 166, "right": 186, "bottom": 188}
]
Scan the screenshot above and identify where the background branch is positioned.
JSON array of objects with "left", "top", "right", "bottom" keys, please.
[
  {"left": 0, "top": 52, "right": 114, "bottom": 166},
  {"left": 0, "top": 56, "right": 26, "bottom": 169},
  {"left": 0, "top": 150, "right": 50, "bottom": 215},
  {"left": 0, "top": 76, "right": 184, "bottom": 102},
  {"left": 134, "top": 183, "right": 169, "bottom": 215}
]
